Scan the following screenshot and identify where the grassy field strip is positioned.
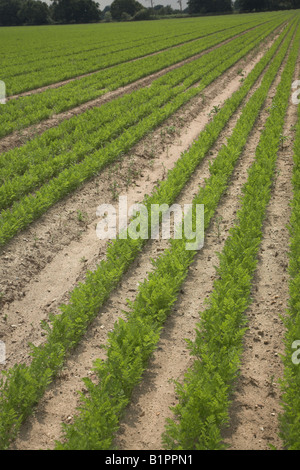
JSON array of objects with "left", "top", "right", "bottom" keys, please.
[
  {"left": 0, "top": 24, "right": 269, "bottom": 175},
  {"left": 0, "top": 17, "right": 285, "bottom": 136},
  {"left": 3, "top": 13, "right": 284, "bottom": 70},
  {"left": 51, "top": 20, "right": 298, "bottom": 450},
  {"left": 0, "top": 21, "right": 283, "bottom": 212},
  {"left": 7, "top": 14, "right": 282, "bottom": 82},
  {"left": 2, "top": 18, "right": 266, "bottom": 79},
  {"left": 1, "top": 26, "right": 212, "bottom": 76},
  {"left": 1, "top": 22, "right": 205, "bottom": 61},
  {"left": 0, "top": 21, "right": 294, "bottom": 450},
  {"left": 160, "top": 21, "right": 300, "bottom": 452},
  {"left": 3, "top": 18, "right": 281, "bottom": 114},
  {"left": 1, "top": 19, "right": 252, "bottom": 76},
  {"left": 3, "top": 25, "right": 209, "bottom": 67},
  {"left": 278, "top": 84, "right": 300, "bottom": 450},
  {"left": 0, "top": 20, "right": 292, "bottom": 248},
  {"left": 1, "top": 12, "right": 283, "bottom": 62},
  {"left": 2, "top": 13, "right": 287, "bottom": 95},
  {"left": 2, "top": 19, "right": 265, "bottom": 94},
  {"left": 0, "top": 18, "right": 271, "bottom": 147},
  {"left": 6, "top": 14, "right": 286, "bottom": 93}
]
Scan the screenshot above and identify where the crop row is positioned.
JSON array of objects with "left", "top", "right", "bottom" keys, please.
[
  {"left": 51, "top": 21, "right": 298, "bottom": 450},
  {"left": 3, "top": 15, "right": 264, "bottom": 74},
  {"left": 0, "top": 19, "right": 295, "bottom": 450},
  {"left": 0, "top": 19, "right": 283, "bottom": 202},
  {"left": 0, "top": 18, "right": 285, "bottom": 248},
  {"left": 279, "top": 75, "right": 300, "bottom": 450},
  {"left": 162, "top": 20, "right": 300, "bottom": 451},
  {"left": 0, "top": 16, "right": 285, "bottom": 137},
  {"left": 1, "top": 12, "right": 284, "bottom": 65},
  {"left": 2, "top": 17, "right": 263, "bottom": 80},
  {"left": 1, "top": 23, "right": 207, "bottom": 75},
  {"left": 2, "top": 14, "right": 280, "bottom": 96}
]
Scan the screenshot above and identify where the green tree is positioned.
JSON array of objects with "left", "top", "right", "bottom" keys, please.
[
  {"left": 0, "top": 0, "right": 22, "bottom": 25},
  {"left": 110, "top": 0, "right": 143, "bottom": 20},
  {"left": 51, "top": 0, "right": 100, "bottom": 23},
  {"left": 121, "top": 11, "right": 132, "bottom": 20},
  {"left": 237, "top": 0, "right": 267, "bottom": 10},
  {"left": 133, "top": 7, "right": 151, "bottom": 19},
  {"left": 237, "top": 0, "right": 295, "bottom": 9},
  {"left": 164, "top": 4, "right": 174, "bottom": 14},
  {"left": 187, "top": 0, "right": 233, "bottom": 14},
  {"left": 73, "top": 0, "right": 101, "bottom": 22},
  {"left": 103, "top": 10, "right": 112, "bottom": 21},
  {"left": 18, "top": 0, "right": 50, "bottom": 24}
]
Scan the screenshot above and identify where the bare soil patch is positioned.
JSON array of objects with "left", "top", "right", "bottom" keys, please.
[
  {"left": 114, "top": 48, "right": 288, "bottom": 451},
  {"left": 7, "top": 36, "right": 278, "bottom": 450},
  {"left": 0, "top": 27, "right": 290, "bottom": 450},
  {"left": 7, "top": 21, "right": 268, "bottom": 101},
  {"left": 0, "top": 23, "right": 285, "bottom": 155},
  {"left": 221, "top": 56, "right": 299, "bottom": 452}
]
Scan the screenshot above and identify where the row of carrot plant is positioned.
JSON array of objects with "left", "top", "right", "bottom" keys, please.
[
  {"left": 161, "top": 19, "right": 300, "bottom": 451},
  {"left": 3, "top": 19, "right": 252, "bottom": 80},
  {"left": 279, "top": 74, "right": 300, "bottom": 450},
  {"left": 0, "top": 18, "right": 287, "bottom": 248},
  {"left": 2, "top": 12, "right": 283, "bottom": 66},
  {"left": 52, "top": 21, "right": 298, "bottom": 450},
  {"left": 0, "top": 16, "right": 295, "bottom": 450},
  {"left": 0, "top": 16, "right": 285, "bottom": 137},
  {"left": 0, "top": 19, "right": 282, "bottom": 196},
  {"left": 2, "top": 13, "right": 286, "bottom": 95}
]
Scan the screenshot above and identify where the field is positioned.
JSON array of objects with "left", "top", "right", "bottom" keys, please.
[{"left": 0, "top": 11, "right": 300, "bottom": 451}]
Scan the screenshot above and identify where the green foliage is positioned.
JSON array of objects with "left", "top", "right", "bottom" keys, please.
[
  {"left": 236, "top": 0, "right": 298, "bottom": 12},
  {"left": 0, "top": 14, "right": 281, "bottom": 127},
  {"left": 120, "top": 11, "right": 132, "bottom": 21},
  {"left": 0, "top": 16, "right": 296, "bottom": 449},
  {"left": 133, "top": 8, "right": 151, "bottom": 21},
  {"left": 162, "top": 19, "right": 300, "bottom": 449},
  {"left": 0, "top": 0, "right": 101, "bottom": 26},
  {"left": 0, "top": 18, "right": 282, "bottom": 247},
  {"left": 188, "top": 0, "right": 233, "bottom": 15},
  {"left": 0, "top": 0, "right": 50, "bottom": 26},
  {"left": 53, "top": 21, "right": 298, "bottom": 450},
  {"left": 103, "top": 10, "right": 112, "bottom": 22},
  {"left": 51, "top": 0, "right": 101, "bottom": 24},
  {"left": 110, "top": 0, "right": 143, "bottom": 20},
  {"left": 278, "top": 55, "right": 300, "bottom": 450}
]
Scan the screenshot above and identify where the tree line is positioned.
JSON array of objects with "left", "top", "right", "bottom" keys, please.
[
  {"left": 0, "top": 0, "right": 299, "bottom": 26},
  {"left": 189, "top": 0, "right": 300, "bottom": 14},
  {"left": 234, "top": 0, "right": 300, "bottom": 12},
  {"left": 0, "top": 0, "right": 184, "bottom": 25},
  {"left": 0, "top": 0, "right": 101, "bottom": 25}
]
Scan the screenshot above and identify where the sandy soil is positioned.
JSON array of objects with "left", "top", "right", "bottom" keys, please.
[
  {"left": 0, "top": 22, "right": 278, "bottom": 156},
  {"left": 114, "top": 37, "right": 293, "bottom": 451},
  {"left": 6, "top": 21, "right": 268, "bottom": 101},
  {"left": 221, "top": 52, "right": 299, "bottom": 452},
  {"left": 0, "top": 23, "right": 295, "bottom": 451},
  {"left": 0, "top": 34, "right": 272, "bottom": 370}
]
